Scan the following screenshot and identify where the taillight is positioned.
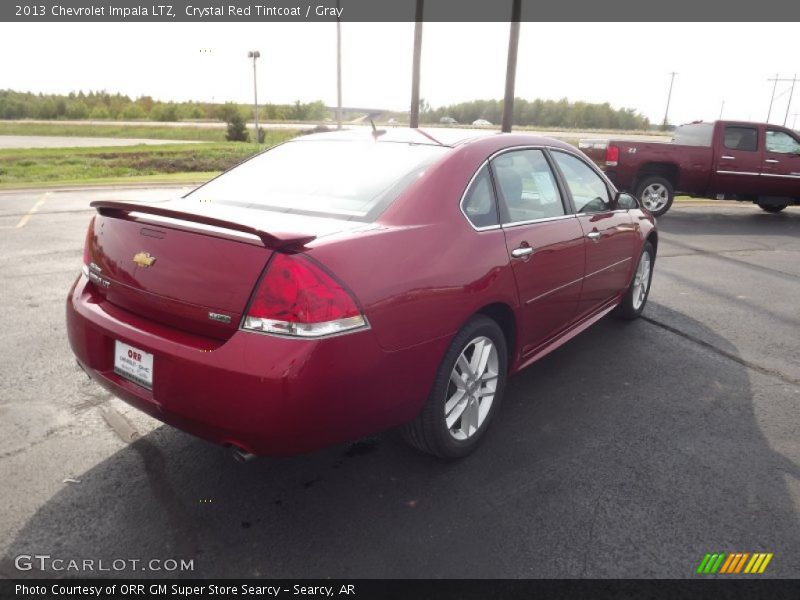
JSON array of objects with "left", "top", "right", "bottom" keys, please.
[
  {"left": 83, "top": 217, "right": 95, "bottom": 266},
  {"left": 606, "top": 145, "right": 619, "bottom": 167},
  {"left": 242, "top": 253, "right": 367, "bottom": 338}
]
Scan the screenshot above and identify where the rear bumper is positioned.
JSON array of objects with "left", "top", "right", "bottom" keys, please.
[{"left": 66, "top": 275, "right": 447, "bottom": 455}]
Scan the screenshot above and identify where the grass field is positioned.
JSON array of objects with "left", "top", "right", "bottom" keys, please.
[
  {"left": 0, "top": 132, "right": 299, "bottom": 187},
  {"left": 0, "top": 121, "right": 233, "bottom": 142}
]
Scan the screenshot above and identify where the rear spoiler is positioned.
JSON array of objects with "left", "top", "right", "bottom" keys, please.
[{"left": 90, "top": 200, "right": 316, "bottom": 249}]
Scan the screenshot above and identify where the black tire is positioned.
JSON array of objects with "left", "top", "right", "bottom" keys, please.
[
  {"left": 635, "top": 176, "right": 674, "bottom": 217},
  {"left": 401, "top": 315, "right": 508, "bottom": 459},
  {"left": 758, "top": 202, "right": 788, "bottom": 213},
  {"left": 614, "top": 241, "right": 655, "bottom": 321}
]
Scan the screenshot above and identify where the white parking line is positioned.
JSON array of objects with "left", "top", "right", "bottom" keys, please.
[{"left": 15, "top": 192, "right": 50, "bottom": 228}]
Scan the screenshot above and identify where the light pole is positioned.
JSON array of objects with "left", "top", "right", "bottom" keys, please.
[{"left": 248, "top": 50, "right": 260, "bottom": 144}]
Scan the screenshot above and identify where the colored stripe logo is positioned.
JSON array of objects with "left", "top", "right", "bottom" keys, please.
[{"left": 696, "top": 552, "right": 773, "bottom": 574}]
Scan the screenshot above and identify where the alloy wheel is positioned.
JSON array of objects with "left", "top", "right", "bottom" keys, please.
[
  {"left": 641, "top": 183, "right": 668, "bottom": 212},
  {"left": 445, "top": 336, "right": 499, "bottom": 440},
  {"left": 632, "top": 251, "right": 652, "bottom": 310}
]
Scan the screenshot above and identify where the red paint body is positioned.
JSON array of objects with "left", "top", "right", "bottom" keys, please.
[
  {"left": 581, "top": 120, "right": 800, "bottom": 204},
  {"left": 67, "top": 131, "right": 656, "bottom": 456}
]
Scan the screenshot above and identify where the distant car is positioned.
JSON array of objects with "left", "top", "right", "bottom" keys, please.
[
  {"left": 67, "top": 128, "right": 657, "bottom": 459},
  {"left": 472, "top": 119, "right": 492, "bottom": 127},
  {"left": 439, "top": 116, "right": 458, "bottom": 125},
  {"left": 387, "top": 118, "right": 398, "bottom": 126}
]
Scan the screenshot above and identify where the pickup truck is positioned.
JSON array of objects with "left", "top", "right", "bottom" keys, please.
[{"left": 579, "top": 120, "right": 800, "bottom": 216}]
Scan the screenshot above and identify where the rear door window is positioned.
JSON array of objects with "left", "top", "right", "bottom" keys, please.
[
  {"left": 491, "top": 149, "right": 566, "bottom": 223},
  {"left": 724, "top": 126, "right": 758, "bottom": 152}
]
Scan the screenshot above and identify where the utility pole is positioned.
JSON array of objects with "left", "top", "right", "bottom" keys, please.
[
  {"left": 409, "top": 0, "right": 424, "bottom": 128},
  {"left": 662, "top": 72, "right": 676, "bottom": 130},
  {"left": 501, "top": 0, "right": 522, "bottom": 133},
  {"left": 248, "top": 50, "right": 260, "bottom": 144},
  {"left": 719, "top": 100, "right": 725, "bottom": 120},
  {"left": 767, "top": 73, "right": 779, "bottom": 123},
  {"left": 336, "top": 0, "right": 342, "bottom": 130},
  {"left": 784, "top": 74, "right": 796, "bottom": 127},
  {"left": 766, "top": 74, "right": 799, "bottom": 125}
]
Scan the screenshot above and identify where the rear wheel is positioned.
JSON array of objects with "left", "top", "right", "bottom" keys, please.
[
  {"left": 614, "top": 241, "right": 654, "bottom": 320},
  {"left": 636, "top": 176, "right": 674, "bottom": 217},
  {"left": 758, "top": 202, "right": 788, "bottom": 213},
  {"left": 401, "top": 315, "right": 507, "bottom": 459}
]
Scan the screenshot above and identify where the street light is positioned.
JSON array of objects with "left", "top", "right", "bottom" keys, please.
[{"left": 248, "top": 50, "right": 260, "bottom": 144}]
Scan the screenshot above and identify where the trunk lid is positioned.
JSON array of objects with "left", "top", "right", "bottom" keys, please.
[{"left": 86, "top": 198, "right": 362, "bottom": 340}]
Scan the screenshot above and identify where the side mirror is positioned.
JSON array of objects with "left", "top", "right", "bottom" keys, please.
[{"left": 615, "top": 191, "right": 639, "bottom": 210}]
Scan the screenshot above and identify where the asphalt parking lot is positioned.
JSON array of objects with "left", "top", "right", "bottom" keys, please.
[{"left": 0, "top": 188, "right": 798, "bottom": 578}]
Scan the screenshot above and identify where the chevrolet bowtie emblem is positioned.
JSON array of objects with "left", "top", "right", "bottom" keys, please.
[{"left": 133, "top": 252, "right": 157, "bottom": 268}]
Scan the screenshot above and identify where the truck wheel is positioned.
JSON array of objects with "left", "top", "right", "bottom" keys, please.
[
  {"left": 636, "top": 176, "right": 674, "bottom": 217},
  {"left": 758, "top": 202, "right": 788, "bottom": 213}
]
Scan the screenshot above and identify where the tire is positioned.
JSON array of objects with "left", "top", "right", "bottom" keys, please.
[
  {"left": 758, "top": 202, "right": 788, "bottom": 213},
  {"left": 401, "top": 315, "right": 508, "bottom": 459},
  {"left": 614, "top": 241, "right": 655, "bottom": 321},
  {"left": 635, "top": 176, "right": 674, "bottom": 217}
]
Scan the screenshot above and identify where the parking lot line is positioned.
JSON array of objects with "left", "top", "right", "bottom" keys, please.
[{"left": 15, "top": 192, "right": 50, "bottom": 228}]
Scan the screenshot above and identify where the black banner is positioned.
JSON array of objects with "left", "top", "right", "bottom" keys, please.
[
  {"left": 4, "top": 580, "right": 800, "bottom": 600},
  {"left": 2, "top": 0, "right": 800, "bottom": 22}
]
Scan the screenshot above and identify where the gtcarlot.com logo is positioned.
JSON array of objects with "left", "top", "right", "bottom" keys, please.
[
  {"left": 14, "top": 554, "right": 194, "bottom": 572},
  {"left": 696, "top": 552, "right": 773, "bottom": 575}
]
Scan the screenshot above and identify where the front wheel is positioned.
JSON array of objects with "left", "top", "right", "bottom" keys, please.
[
  {"left": 636, "top": 176, "right": 674, "bottom": 217},
  {"left": 758, "top": 202, "right": 788, "bottom": 213},
  {"left": 401, "top": 315, "right": 507, "bottom": 459},
  {"left": 614, "top": 241, "right": 655, "bottom": 321}
]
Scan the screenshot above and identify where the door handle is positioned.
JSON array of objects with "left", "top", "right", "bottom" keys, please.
[
  {"left": 765, "top": 159, "right": 779, "bottom": 164},
  {"left": 720, "top": 155, "right": 735, "bottom": 160},
  {"left": 586, "top": 231, "right": 602, "bottom": 242},
  {"left": 511, "top": 246, "right": 534, "bottom": 258}
]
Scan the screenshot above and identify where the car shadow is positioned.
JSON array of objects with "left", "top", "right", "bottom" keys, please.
[{"left": 4, "top": 306, "right": 800, "bottom": 578}]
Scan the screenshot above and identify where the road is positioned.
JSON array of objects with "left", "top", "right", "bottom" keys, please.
[{"left": 0, "top": 188, "right": 798, "bottom": 578}]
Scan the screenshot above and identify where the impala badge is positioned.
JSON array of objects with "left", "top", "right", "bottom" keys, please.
[
  {"left": 208, "top": 312, "right": 232, "bottom": 324},
  {"left": 133, "top": 252, "right": 156, "bottom": 268}
]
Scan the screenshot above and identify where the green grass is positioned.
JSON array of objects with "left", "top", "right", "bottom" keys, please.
[
  {"left": 0, "top": 132, "right": 298, "bottom": 187},
  {"left": 0, "top": 121, "right": 273, "bottom": 142}
]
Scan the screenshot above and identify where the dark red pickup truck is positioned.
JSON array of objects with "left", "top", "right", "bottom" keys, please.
[{"left": 580, "top": 120, "right": 800, "bottom": 216}]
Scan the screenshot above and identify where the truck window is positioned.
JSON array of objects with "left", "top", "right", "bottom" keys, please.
[
  {"left": 673, "top": 123, "right": 714, "bottom": 146},
  {"left": 765, "top": 130, "right": 800, "bottom": 154},
  {"left": 724, "top": 126, "right": 758, "bottom": 152}
]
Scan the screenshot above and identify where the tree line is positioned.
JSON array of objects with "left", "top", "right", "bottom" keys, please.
[
  {"left": 0, "top": 89, "right": 652, "bottom": 131},
  {"left": 0, "top": 89, "right": 328, "bottom": 122},
  {"left": 418, "top": 97, "right": 651, "bottom": 130}
]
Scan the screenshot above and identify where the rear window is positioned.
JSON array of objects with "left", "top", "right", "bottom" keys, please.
[
  {"left": 672, "top": 123, "right": 714, "bottom": 146},
  {"left": 187, "top": 140, "right": 450, "bottom": 221}
]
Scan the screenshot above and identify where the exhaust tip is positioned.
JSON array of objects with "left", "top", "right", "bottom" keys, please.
[{"left": 230, "top": 445, "right": 256, "bottom": 463}]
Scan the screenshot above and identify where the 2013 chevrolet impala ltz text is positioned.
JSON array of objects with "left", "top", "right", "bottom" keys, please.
[{"left": 66, "top": 128, "right": 657, "bottom": 459}]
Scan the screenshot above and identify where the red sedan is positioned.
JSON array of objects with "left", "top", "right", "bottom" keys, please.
[{"left": 67, "top": 128, "right": 657, "bottom": 459}]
